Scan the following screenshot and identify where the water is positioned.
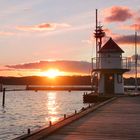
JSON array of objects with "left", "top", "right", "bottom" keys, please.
[{"left": 0, "top": 86, "right": 89, "bottom": 140}]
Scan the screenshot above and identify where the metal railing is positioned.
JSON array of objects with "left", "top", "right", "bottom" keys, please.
[{"left": 91, "top": 57, "right": 131, "bottom": 70}]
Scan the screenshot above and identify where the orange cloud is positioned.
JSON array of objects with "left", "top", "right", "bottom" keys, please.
[
  {"left": 16, "top": 23, "right": 71, "bottom": 31},
  {"left": 0, "top": 31, "right": 14, "bottom": 36},
  {"left": 104, "top": 6, "right": 133, "bottom": 22},
  {"left": 5, "top": 60, "right": 91, "bottom": 74}
]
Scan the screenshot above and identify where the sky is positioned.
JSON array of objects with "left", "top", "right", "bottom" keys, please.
[{"left": 0, "top": 0, "right": 140, "bottom": 77}]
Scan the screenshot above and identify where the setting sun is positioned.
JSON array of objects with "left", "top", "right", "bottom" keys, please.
[{"left": 41, "top": 69, "right": 62, "bottom": 78}]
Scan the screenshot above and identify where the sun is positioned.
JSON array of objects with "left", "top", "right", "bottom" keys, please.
[{"left": 42, "top": 69, "right": 61, "bottom": 78}]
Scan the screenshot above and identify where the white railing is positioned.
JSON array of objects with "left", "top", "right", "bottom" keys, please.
[{"left": 91, "top": 57, "right": 131, "bottom": 70}]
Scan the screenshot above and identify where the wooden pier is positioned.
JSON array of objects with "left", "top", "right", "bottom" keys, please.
[
  {"left": 41, "top": 96, "right": 140, "bottom": 140},
  {"left": 14, "top": 95, "right": 140, "bottom": 140}
]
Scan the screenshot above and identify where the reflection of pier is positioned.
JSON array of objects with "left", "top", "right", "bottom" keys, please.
[{"left": 14, "top": 96, "right": 140, "bottom": 140}]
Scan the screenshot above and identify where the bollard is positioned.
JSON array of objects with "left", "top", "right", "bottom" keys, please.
[
  {"left": 88, "top": 104, "right": 91, "bottom": 108},
  {"left": 64, "top": 114, "right": 66, "bottom": 119},
  {"left": 27, "top": 128, "right": 30, "bottom": 134},
  {"left": 75, "top": 110, "right": 77, "bottom": 114},
  {"left": 81, "top": 107, "right": 85, "bottom": 111},
  {"left": 2, "top": 88, "right": 6, "bottom": 107},
  {"left": 49, "top": 121, "right": 52, "bottom": 127}
]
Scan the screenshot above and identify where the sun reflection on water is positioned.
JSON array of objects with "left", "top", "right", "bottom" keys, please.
[{"left": 45, "top": 92, "right": 59, "bottom": 124}]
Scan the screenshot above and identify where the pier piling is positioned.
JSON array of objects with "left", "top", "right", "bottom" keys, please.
[{"left": 2, "top": 88, "right": 6, "bottom": 107}]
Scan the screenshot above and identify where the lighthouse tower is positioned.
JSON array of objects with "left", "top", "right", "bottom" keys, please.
[{"left": 93, "top": 38, "right": 130, "bottom": 95}]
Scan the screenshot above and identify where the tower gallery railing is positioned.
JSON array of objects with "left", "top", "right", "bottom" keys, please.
[{"left": 91, "top": 57, "right": 131, "bottom": 70}]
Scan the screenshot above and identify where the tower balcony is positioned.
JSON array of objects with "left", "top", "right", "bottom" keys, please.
[{"left": 91, "top": 57, "right": 131, "bottom": 74}]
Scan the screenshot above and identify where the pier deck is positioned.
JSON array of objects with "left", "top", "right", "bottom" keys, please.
[{"left": 42, "top": 96, "right": 140, "bottom": 140}]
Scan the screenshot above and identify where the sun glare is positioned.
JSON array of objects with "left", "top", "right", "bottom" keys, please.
[{"left": 42, "top": 69, "right": 61, "bottom": 78}]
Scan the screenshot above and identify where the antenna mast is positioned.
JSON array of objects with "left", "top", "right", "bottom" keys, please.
[
  {"left": 135, "top": 29, "right": 138, "bottom": 92},
  {"left": 91, "top": 9, "right": 105, "bottom": 92},
  {"left": 94, "top": 9, "right": 105, "bottom": 68}
]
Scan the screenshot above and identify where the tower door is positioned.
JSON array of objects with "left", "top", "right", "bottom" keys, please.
[{"left": 104, "top": 74, "right": 114, "bottom": 94}]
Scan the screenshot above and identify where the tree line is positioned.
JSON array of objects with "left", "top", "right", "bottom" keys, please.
[{"left": 0, "top": 76, "right": 139, "bottom": 86}]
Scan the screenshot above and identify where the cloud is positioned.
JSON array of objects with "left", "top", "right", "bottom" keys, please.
[
  {"left": 104, "top": 28, "right": 120, "bottom": 38},
  {"left": 103, "top": 28, "right": 140, "bottom": 45},
  {"left": 0, "top": 31, "right": 14, "bottom": 36},
  {"left": 4, "top": 59, "right": 140, "bottom": 77},
  {"left": 115, "top": 34, "right": 140, "bottom": 45},
  {"left": 16, "top": 22, "right": 71, "bottom": 31},
  {"left": 136, "top": 17, "right": 140, "bottom": 23},
  {"left": 104, "top": 6, "right": 133, "bottom": 22},
  {"left": 120, "top": 24, "right": 140, "bottom": 31},
  {"left": 5, "top": 60, "right": 92, "bottom": 74}
]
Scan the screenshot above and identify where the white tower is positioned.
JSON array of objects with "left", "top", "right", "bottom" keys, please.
[{"left": 93, "top": 38, "right": 130, "bottom": 95}]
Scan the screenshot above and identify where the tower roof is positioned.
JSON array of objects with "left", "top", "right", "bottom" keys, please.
[{"left": 98, "top": 38, "right": 124, "bottom": 53}]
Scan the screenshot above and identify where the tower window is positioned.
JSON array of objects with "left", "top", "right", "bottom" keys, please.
[{"left": 117, "top": 74, "right": 122, "bottom": 83}]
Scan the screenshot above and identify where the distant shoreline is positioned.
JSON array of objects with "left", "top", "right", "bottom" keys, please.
[{"left": 0, "top": 76, "right": 139, "bottom": 86}]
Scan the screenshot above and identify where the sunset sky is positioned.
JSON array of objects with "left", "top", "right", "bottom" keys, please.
[{"left": 0, "top": 0, "right": 140, "bottom": 77}]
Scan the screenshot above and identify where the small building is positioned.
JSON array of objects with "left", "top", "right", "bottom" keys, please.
[{"left": 93, "top": 38, "right": 130, "bottom": 95}]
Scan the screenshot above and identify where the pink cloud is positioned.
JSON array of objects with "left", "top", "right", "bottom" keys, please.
[
  {"left": 104, "top": 6, "right": 133, "bottom": 22},
  {"left": 136, "top": 17, "right": 140, "bottom": 22},
  {"left": 16, "top": 23, "right": 71, "bottom": 31}
]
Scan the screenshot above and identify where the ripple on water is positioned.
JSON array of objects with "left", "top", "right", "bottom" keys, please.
[{"left": 0, "top": 89, "right": 89, "bottom": 140}]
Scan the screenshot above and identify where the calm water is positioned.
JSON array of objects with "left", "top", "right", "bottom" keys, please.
[{"left": 0, "top": 86, "right": 89, "bottom": 140}]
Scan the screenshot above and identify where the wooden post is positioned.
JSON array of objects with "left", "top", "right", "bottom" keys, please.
[{"left": 2, "top": 88, "right": 5, "bottom": 107}]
